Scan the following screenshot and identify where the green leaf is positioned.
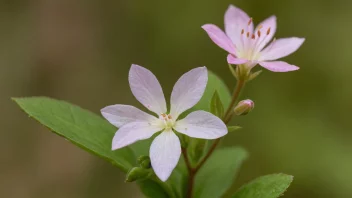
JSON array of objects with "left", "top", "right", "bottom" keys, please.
[
  {"left": 13, "top": 97, "right": 172, "bottom": 197},
  {"left": 137, "top": 180, "right": 169, "bottom": 198},
  {"left": 232, "top": 174, "right": 293, "bottom": 198},
  {"left": 13, "top": 97, "right": 135, "bottom": 172},
  {"left": 227, "top": 126, "right": 242, "bottom": 132},
  {"left": 210, "top": 91, "right": 224, "bottom": 118},
  {"left": 192, "top": 71, "right": 231, "bottom": 111},
  {"left": 248, "top": 70, "right": 262, "bottom": 82},
  {"left": 194, "top": 147, "right": 248, "bottom": 198}
]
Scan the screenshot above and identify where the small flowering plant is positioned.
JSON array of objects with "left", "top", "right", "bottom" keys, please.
[{"left": 13, "top": 4, "right": 303, "bottom": 198}]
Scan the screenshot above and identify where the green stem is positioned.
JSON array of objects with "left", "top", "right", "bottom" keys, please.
[{"left": 223, "top": 79, "right": 246, "bottom": 124}]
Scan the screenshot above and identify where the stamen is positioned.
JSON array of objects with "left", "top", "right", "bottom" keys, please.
[
  {"left": 267, "top": 27, "right": 271, "bottom": 35},
  {"left": 241, "top": 29, "right": 244, "bottom": 35},
  {"left": 248, "top": 18, "right": 252, "bottom": 26},
  {"left": 246, "top": 32, "right": 250, "bottom": 38},
  {"left": 257, "top": 30, "right": 261, "bottom": 37},
  {"left": 251, "top": 34, "right": 255, "bottom": 39},
  {"left": 168, "top": 115, "right": 172, "bottom": 119}
]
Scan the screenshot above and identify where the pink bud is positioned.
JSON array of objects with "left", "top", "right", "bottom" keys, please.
[{"left": 234, "top": 99, "right": 254, "bottom": 116}]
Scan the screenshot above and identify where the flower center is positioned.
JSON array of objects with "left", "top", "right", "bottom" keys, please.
[
  {"left": 159, "top": 113, "right": 175, "bottom": 130},
  {"left": 237, "top": 18, "right": 272, "bottom": 61}
]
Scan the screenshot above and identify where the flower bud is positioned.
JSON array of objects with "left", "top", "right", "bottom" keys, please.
[
  {"left": 137, "top": 155, "right": 151, "bottom": 169},
  {"left": 125, "top": 167, "right": 152, "bottom": 182},
  {"left": 234, "top": 99, "right": 254, "bottom": 116}
]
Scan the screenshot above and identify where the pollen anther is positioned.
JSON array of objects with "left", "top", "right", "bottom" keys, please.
[{"left": 248, "top": 18, "right": 252, "bottom": 26}]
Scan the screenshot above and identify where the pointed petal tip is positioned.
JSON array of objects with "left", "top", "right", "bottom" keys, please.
[
  {"left": 226, "top": 4, "right": 246, "bottom": 14},
  {"left": 157, "top": 173, "right": 169, "bottom": 182},
  {"left": 201, "top": 24, "right": 214, "bottom": 30},
  {"left": 111, "top": 143, "right": 120, "bottom": 151}
]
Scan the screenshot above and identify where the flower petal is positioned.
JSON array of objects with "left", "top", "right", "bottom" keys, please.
[
  {"left": 150, "top": 130, "right": 181, "bottom": 181},
  {"left": 224, "top": 5, "right": 253, "bottom": 51},
  {"left": 259, "top": 37, "right": 305, "bottom": 61},
  {"left": 170, "top": 67, "right": 208, "bottom": 119},
  {"left": 129, "top": 64, "right": 167, "bottom": 115},
  {"left": 227, "top": 54, "right": 248, "bottom": 65},
  {"left": 174, "top": 110, "right": 227, "bottom": 139},
  {"left": 112, "top": 121, "right": 163, "bottom": 150},
  {"left": 101, "top": 104, "right": 158, "bottom": 128},
  {"left": 254, "top": 16, "right": 276, "bottom": 51},
  {"left": 202, "top": 24, "right": 236, "bottom": 55},
  {"left": 259, "top": 61, "right": 299, "bottom": 72}
]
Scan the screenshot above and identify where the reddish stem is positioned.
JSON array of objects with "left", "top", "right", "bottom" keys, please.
[{"left": 182, "top": 79, "right": 246, "bottom": 198}]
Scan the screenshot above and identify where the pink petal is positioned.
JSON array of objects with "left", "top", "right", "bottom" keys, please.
[
  {"left": 254, "top": 16, "right": 277, "bottom": 51},
  {"left": 174, "top": 110, "right": 227, "bottom": 139},
  {"left": 150, "top": 130, "right": 181, "bottom": 181},
  {"left": 227, "top": 54, "right": 248, "bottom": 65},
  {"left": 112, "top": 121, "right": 163, "bottom": 150},
  {"left": 259, "top": 37, "right": 305, "bottom": 61},
  {"left": 129, "top": 64, "right": 167, "bottom": 115},
  {"left": 224, "top": 5, "right": 253, "bottom": 51},
  {"left": 170, "top": 67, "right": 208, "bottom": 119},
  {"left": 259, "top": 61, "right": 299, "bottom": 72},
  {"left": 101, "top": 104, "right": 158, "bottom": 128},
  {"left": 202, "top": 24, "right": 236, "bottom": 55}
]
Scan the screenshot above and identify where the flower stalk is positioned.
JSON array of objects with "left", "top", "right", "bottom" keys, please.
[{"left": 183, "top": 76, "right": 246, "bottom": 198}]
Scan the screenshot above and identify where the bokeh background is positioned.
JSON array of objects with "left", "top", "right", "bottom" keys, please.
[{"left": 1, "top": 0, "right": 351, "bottom": 197}]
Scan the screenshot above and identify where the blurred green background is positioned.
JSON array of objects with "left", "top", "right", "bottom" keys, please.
[{"left": 1, "top": 0, "right": 351, "bottom": 197}]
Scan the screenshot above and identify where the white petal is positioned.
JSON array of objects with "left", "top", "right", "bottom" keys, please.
[
  {"left": 112, "top": 121, "right": 163, "bottom": 150},
  {"left": 174, "top": 110, "right": 227, "bottom": 139},
  {"left": 170, "top": 67, "right": 208, "bottom": 119},
  {"left": 150, "top": 130, "right": 181, "bottom": 181},
  {"left": 101, "top": 104, "right": 158, "bottom": 128},
  {"left": 259, "top": 37, "right": 305, "bottom": 61},
  {"left": 129, "top": 64, "right": 167, "bottom": 115}
]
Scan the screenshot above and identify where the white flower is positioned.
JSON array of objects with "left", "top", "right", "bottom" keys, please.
[{"left": 101, "top": 64, "right": 227, "bottom": 181}]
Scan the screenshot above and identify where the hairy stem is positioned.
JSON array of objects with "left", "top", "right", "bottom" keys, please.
[{"left": 183, "top": 79, "right": 246, "bottom": 198}]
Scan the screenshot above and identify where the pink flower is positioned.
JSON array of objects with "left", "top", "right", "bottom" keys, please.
[
  {"left": 202, "top": 5, "right": 305, "bottom": 72},
  {"left": 101, "top": 65, "right": 227, "bottom": 181}
]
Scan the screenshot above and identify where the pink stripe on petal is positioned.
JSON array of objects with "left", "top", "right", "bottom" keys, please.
[
  {"left": 202, "top": 24, "right": 237, "bottom": 55},
  {"left": 227, "top": 54, "right": 248, "bottom": 65},
  {"left": 259, "top": 61, "right": 299, "bottom": 72}
]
